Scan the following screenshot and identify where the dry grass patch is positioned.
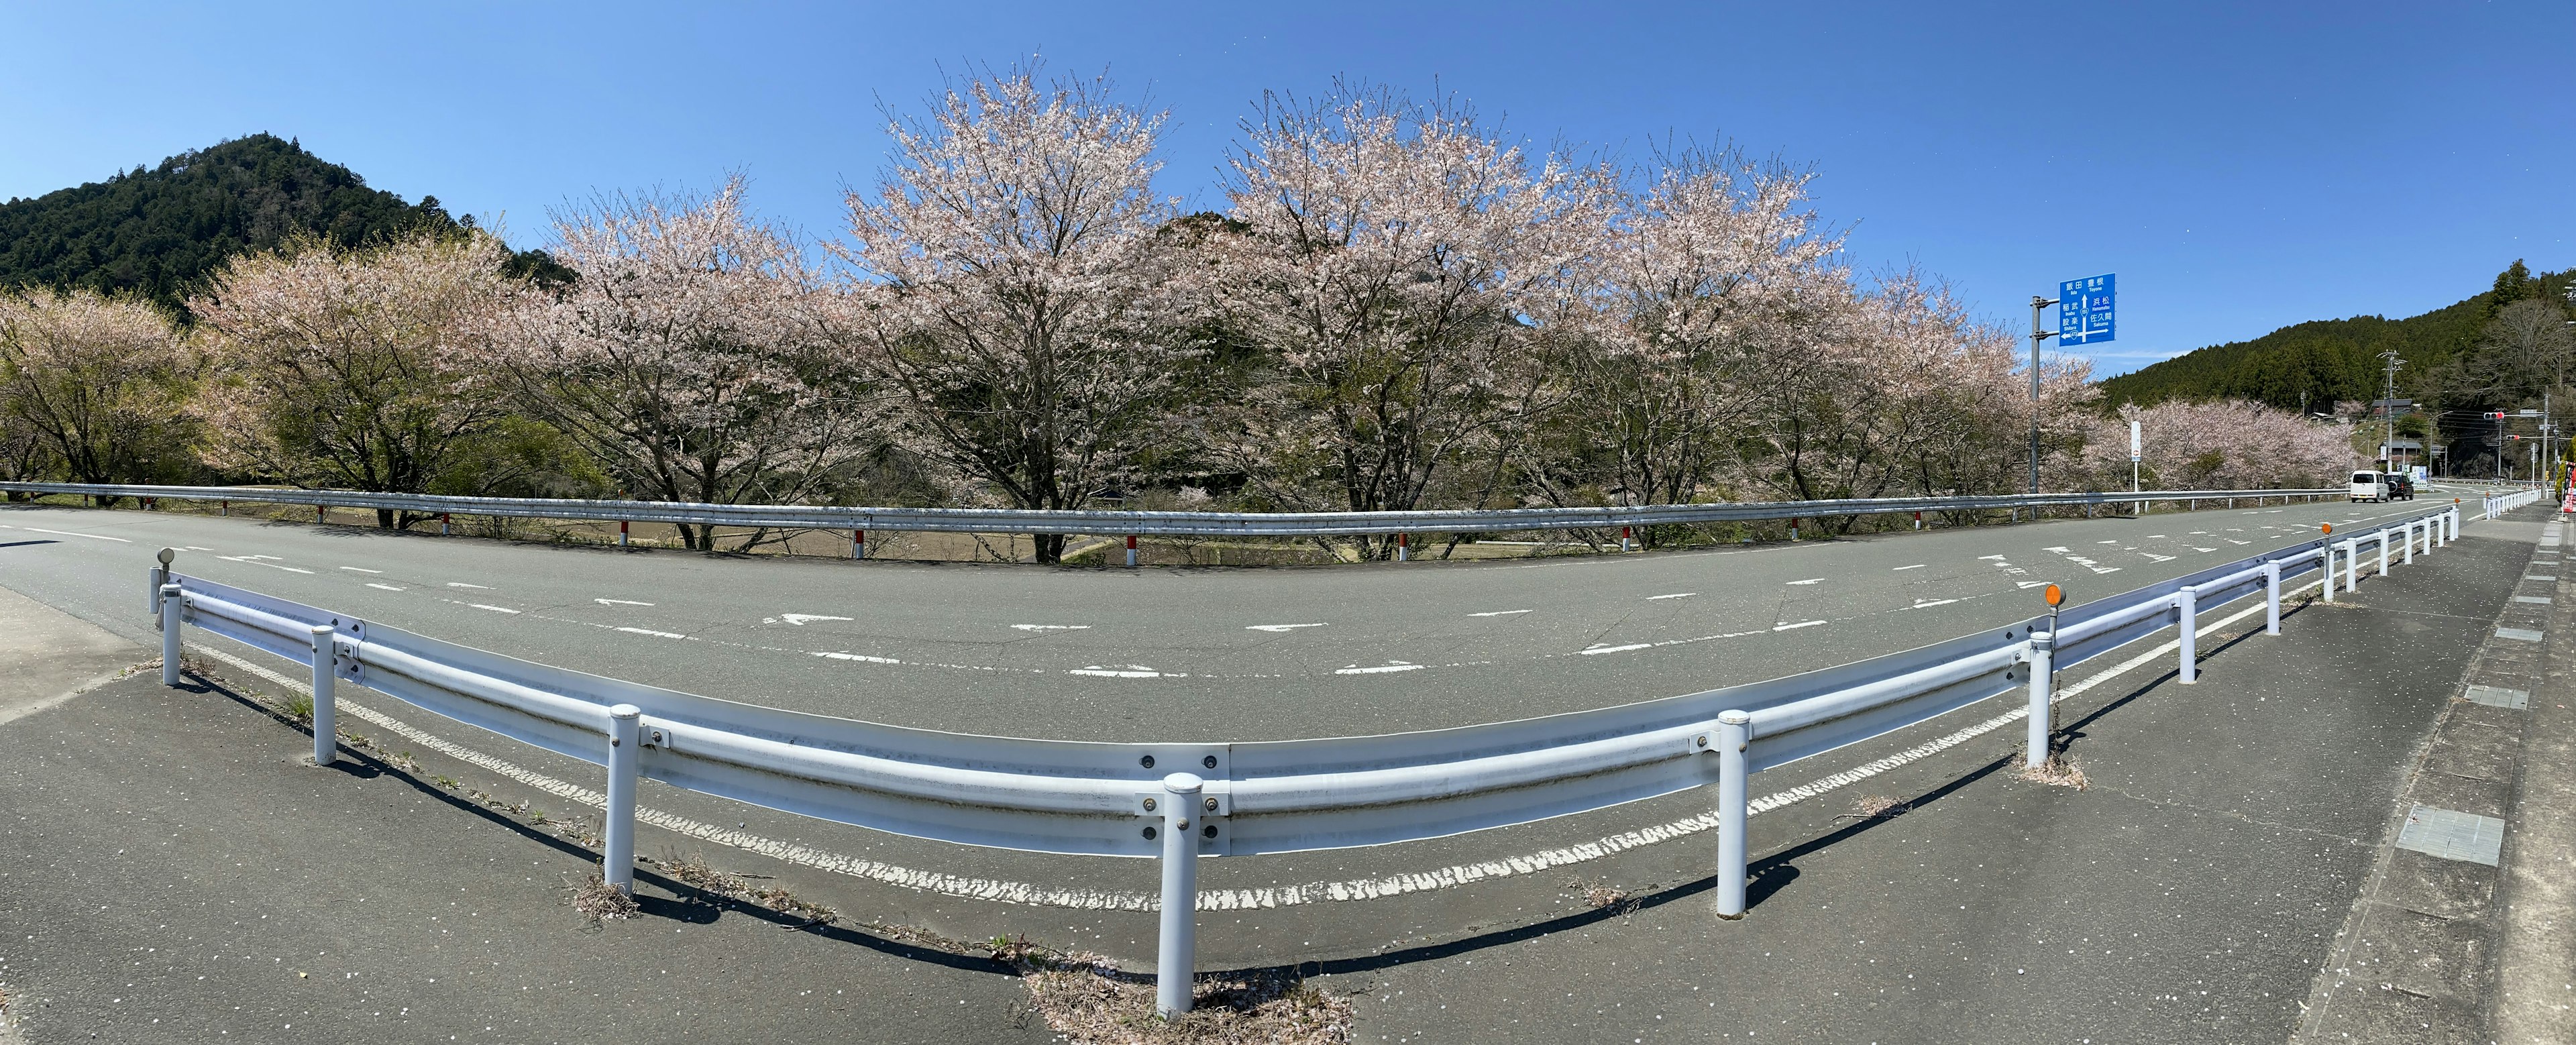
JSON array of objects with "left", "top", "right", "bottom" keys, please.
[
  {"left": 1012, "top": 948, "right": 1353, "bottom": 1045},
  {"left": 570, "top": 873, "right": 638, "bottom": 925},
  {"left": 655, "top": 852, "right": 837, "bottom": 928},
  {"left": 2018, "top": 757, "right": 2090, "bottom": 789}
]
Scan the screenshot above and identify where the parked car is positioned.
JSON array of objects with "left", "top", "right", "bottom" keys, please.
[{"left": 2351, "top": 470, "right": 2390, "bottom": 502}]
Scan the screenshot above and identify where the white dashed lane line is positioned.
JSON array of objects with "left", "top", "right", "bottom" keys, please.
[
  {"left": 1245, "top": 624, "right": 1326, "bottom": 632},
  {"left": 446, "top": 582, "right": 491, "bottom": 590},
  {"left": 1648, "top": 592, "right": 1698, "bottom": 600},
  {"left": 616, "top": 626, "right": 688, "bottom": 640},
  {"left": 594, "top": 598, "right": 653, "bottom": 606},
  {"left": 466, "top": 604, "right": 520, "bottom": 614},
  {"left": 339, "top": 566, "right": 382, "bottom": 573},
  {"left": 1468, "top": 609, "right": 1532, "bottom": 617},
  {"left": 364, "top": 583, "right": 405, "bottom": 592}
]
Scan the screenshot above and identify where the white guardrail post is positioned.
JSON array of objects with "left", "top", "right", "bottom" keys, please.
[
  {"left": 2176, "top": 586, "right": 2198, "bottom": 683},
  {"left": 2024, "top": 632, "right": 2054, "bottom": 768},
  {"left": 2341, "top": 539, "right": 2359, "bottom": 592},
  {"left": 604, "top": 704, "right": 641, "bottom": 895},
  {"left": 2263, "top": 560, "right": 2282, "bottom": 636},
  {"left": 160, "top": 583, "right": 182, "bottom": 686},
  {"left": 2377, "top": 529, "right": 2390, "bottom": 577},
  {"left": 308, "top": 623, "right": 337, "bottom": 767},
  {"left": 1713, "top": 710, "right": 1752, "bottom": 920},
  {"left": 1156, "top": 771, "right": 1204, "bottom": 1017}
]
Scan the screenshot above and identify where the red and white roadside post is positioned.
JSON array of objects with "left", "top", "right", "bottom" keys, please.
[{"left": 1126, "top": 535, "right": 1138, "bottom": 567}]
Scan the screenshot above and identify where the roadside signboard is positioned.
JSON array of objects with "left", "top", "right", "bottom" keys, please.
[
  {"left": 2060, "top": 274, "right": 2116, "bottom": 345},
  {"left": 2129, "top": 420, "right": 2141, "bottom": 462}
]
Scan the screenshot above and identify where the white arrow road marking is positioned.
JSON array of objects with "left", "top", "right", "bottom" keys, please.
[
  {"left": 467, "top": 604, "right": 520, "bottom": 614},
  {"left": 364, "top": 583, "right": 405, "bottom": 592},
  {"left": 616, "top": 626, "right": 688, "bottom": 640},
  {"left": 780, "top": 614, "right": 853, "bottom": 626},
  {"left": 1245, "top": 623, "right": 1326, "bottom": 632},
  {"left": 594, "top": 598, "right": 655, "bottom": 606},
  {"left": 338, "top": 566, "right": 382, "bottom": 573},
  {"left": 1978, "top": 555, "right": 2007, "bottom": 561},
  {"left": 1648, "top": 592, "right": 1698, "bottom": 600},
  {"left": 1467, "top": 609, "right": 1532, "bottom": 617},
  {"left": 1013, "top": 624, "right": 1092, "bottom": 631},
  {"left": 1336, "top": 661, "right": 1424, "bottom": 675},
  {"left": 446, "top": 582, "right": 491, "bottom": 590},
  {"left": 2192, "top": 547, "right": 2216, "bottom": 553},
  {"left": 2141, "top": 553, "right": 2176, "bottom": 562}
]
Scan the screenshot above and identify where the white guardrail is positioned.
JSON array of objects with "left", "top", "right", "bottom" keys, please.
[
  {"left": 2485, "top": 487, "right": 2546, "bottom": 518},
  {"left": 144, "top": 504, "right": 2466, "bottom": 1017},
  {"left": 10, "top": 481, "right": 2341, "bottom": 562}
]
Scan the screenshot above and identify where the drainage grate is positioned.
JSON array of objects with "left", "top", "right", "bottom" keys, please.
[
  {"left": 2461, "top": 685, "right": 2531, "bottom": 709},
  {"left": 2394, "top": 806, "right": 2506, "bottom": 866},
  {"left": 2514, "top": 596, "right": 2554, "bottom": 604},
  {"left": 2523, "top": 575, "right": 2559, "bottom": 582},
  {"left": 2496, "top": 627, "right": 2545, "bottom": 642}
]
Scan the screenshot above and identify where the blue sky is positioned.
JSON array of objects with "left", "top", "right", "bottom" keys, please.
[{"left": 3, "top": 1, "right": 2568, "bottom": 376}]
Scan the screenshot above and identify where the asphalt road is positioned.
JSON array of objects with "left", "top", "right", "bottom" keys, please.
[
  {"left": 0, "top": 499, "right": 2544, "bottom": 1044},
  {"left": 0, "top": 492, "right": 2465, "bottom": 742}
]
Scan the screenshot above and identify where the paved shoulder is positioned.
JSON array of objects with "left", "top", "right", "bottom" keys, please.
[
  {"left": 0, "top": 584, "right": 144, "bottom": 725},
  {"left": 0, "top": 670, "right": 1044, "bottom": 1044}
]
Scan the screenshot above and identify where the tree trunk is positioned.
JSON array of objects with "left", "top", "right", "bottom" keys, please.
[{"left": 1032, "top": 533, "right": 1064, "bottom": 564}]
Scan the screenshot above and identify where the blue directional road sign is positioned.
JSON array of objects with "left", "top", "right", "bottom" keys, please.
[{"left": 2059, "top": 274, "right": 2115, "bottom": 345}]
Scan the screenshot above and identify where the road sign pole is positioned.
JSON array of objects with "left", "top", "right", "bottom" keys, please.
[{"left": 2029, "top": 296, "right": 2057, "bottom": 496}]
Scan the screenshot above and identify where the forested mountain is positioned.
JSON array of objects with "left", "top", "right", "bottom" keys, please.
[
  {"left": 0, "top": 133, "right": 554, "bottom": 317},
  {"left": 2100, "top": 262, "right": 2576, "bottom": 410}
]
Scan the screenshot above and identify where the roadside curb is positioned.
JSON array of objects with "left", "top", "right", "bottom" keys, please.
[{"left": 2292, "top": 506, "right": 2558, "bottom": 1042}]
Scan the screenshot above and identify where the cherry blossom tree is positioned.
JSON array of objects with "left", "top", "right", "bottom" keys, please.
[
  {"left": 486, "top": 178, "right": 879, "bottom": 551},
  {"left": 2084, "top": 400, "right": 2351, "bottom": 490},
  {"left": 191, "top": 232, "right": 514, "bottom": 527},
  {"left": 1542, "top": 150, "right": 1839, "bottom": 516},
  {"left": 0, "top": 289, "right": 197, "bottom": 494},
  {"left": 830, "top": 66, "right": 1200, "bottom": 563},
  {"left": 1202, "top": 85, "right": 1605, "bottom": 555}
]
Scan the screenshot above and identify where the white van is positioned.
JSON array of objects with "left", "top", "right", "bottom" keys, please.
[{"left": 2350, "top": 471, "right": 2389, "bottom": 503}]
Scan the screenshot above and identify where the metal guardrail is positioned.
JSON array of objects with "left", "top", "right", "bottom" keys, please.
[
  {"left": 2484, "top": 488, "right": 2546, "bottom": 518},
  {"left": 146, "top": 503, "right": 2460, "bottom": 1016},
  {"left": 15, "top": 481, "right": 2336, "bottom": 559}
]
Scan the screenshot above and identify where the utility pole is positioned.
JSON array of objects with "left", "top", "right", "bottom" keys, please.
[
  {"left": 2377, "top": 348, "right": 2402, "bottom": 472},
  {"left": 2029, "top": 295, "right": 2059, "bottom": 496}
]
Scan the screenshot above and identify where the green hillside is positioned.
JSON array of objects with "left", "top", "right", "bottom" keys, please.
[
  {"left": 0, "top": 133, "right": 537, "bottom": 317},
  {"left": 2099, "top": 263, "right": 2576, "bottom": 411}
]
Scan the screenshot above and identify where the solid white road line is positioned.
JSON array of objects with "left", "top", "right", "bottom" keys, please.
[{"left": 468, "top": 604, "right": 520, "bottom": 614}]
